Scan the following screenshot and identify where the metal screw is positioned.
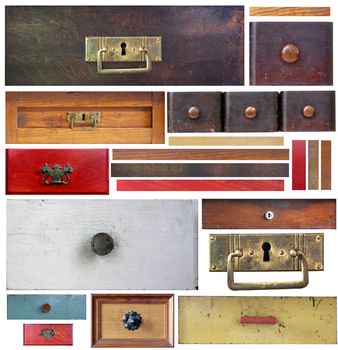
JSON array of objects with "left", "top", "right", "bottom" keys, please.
[
  {"left": 316, "top": 235, "right": 321, "bottom": 241},
  {"left": 279, "top": 250, "right": 285, "bottom": 256},
  {"left": 210, "top": 236, "right": 216, "bottom": 242},
  {"left": 155, "top": 56, "right": 160, "bottom": 61},
  {"left": 248, "top": 250, "right": 254, "bottom": 256},
  {"left": 156, "top": 37, "right": 161, "bottom": 43},
  {"left": 211, "top": 264, "right": 217, "bottom": 271},
  {"left": 316, "top": 264, "right": 322, "bottom": 270}
]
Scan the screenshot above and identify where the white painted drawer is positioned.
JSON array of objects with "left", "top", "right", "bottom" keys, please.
[{"left": 7, "top": 200, "right": 198, "bottom": 290}]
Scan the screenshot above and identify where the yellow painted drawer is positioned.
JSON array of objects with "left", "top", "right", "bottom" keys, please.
[{"left": 179, "top": 296, "right": 336, "bottom": 344}]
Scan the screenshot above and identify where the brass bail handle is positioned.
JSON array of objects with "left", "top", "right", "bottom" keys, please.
[
  {"left": 227, "top": 249, "right": 309, "bottom": 290},
  {"left": 69, "top": 113, "right": 99, "bottom": 131},
  {"left": 97, "top": 47, "right": 152, "bottom": 74}
]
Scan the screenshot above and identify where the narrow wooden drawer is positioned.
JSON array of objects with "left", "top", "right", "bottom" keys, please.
[
  {"left": 281, "top": 91, "right": 335, "bottom": 131},
  {"left": 7, "top": 295, "right": 86, "bottom": 320},
  {"left": 5, "top": 6, "right": 244, "bottom": 86},
  {"left": 250, "top": 22, "right": 333, "bottom": 85},
  {"left": 179, "top": 297, "right": 337, "bottom": 344},
  {"left": 7, "top": 200, "right": 198, "bottom": 290},
  {"left": 92, "top": 294, "right": 174, "bottom": 347},
  {"left": 24, "top": 324, "right": 73, "bottom": 345},
  {"left": 6, "top": 149, "right": 109, "bottom": 194},
  {"left": 225, "top": 92, "right": 278, "bottom": 132},
  {"left": 168, "top": 92, "right": 222, "bottom": 132},
  {"left": 202, "top": 199, "right": 336, "bottom": 229},
  {"left": 6, "top": 92, "right": 164, "bottom": 144}
]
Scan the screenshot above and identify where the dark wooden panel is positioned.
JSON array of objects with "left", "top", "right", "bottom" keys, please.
[
  {"left": 111, "top": 163, "right": 289, "bottom": 177},
  {"left": 281, "top": 91, "right": 335, "bottom": 131},
  {"left": 202, "top": 199, "right": 336, "bottom": 229},
  {"left": 6, "top": 6, "right": 244, "bottom": 85},
  {"left": 250, "top": 7, "right": 331, "bottom": 16},
  {"left": 168, "top": 92, "right": 222, "bottom": 132},
  {"left": 308, "top": 140, "right": 319, "bottom": 190},
  {"left": 225, "top": 92, "right": 278, "bottom": 132},
  {"left": 250, "top": 22, "right": 333, "bottom": 85},
  {"left": 321, "top": 141, "right": 331, "bottom": 190},
  {"left": 292, "top": 140, "right": 306, "bottom": 190}
]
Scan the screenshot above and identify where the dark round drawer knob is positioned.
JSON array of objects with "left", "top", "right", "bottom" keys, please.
[
  {"left": 41, "top": 303, "right": 51, "bottom": 313},
  {"left": 187, "top": 106, "right": 200, "bottom": 119},
  {"left": 281, "top": 44, "right": 300, "bottom": 63},
  {"left": 91, "top": 232, "right": 114, "bottom": 256},
  {"left": 244, "top": 106, "right": 257, "bottom": 119},
  {"left": 122, "top": 311, "right": 142, "bottom": 331},
  {"left": 302, "top": 105, "right": 316, "bottom": 118}
]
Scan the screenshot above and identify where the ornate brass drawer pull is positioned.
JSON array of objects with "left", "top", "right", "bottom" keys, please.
[
  {"left": 40, "top": 328, "right": 56, "bottom": 340},
  {"left": 66, "top": 112, "right": 100, "bottom": 130},
  {"left": 40, "top": 163, "right": 73, "bottom": 185}
]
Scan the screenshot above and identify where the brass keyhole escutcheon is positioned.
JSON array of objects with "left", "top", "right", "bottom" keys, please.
[
  {"left": 302, "top": 105, "right": 315, "bottom": 118},
  {"left": 281, "top": 44, "right": 300, "bottom": 63},
  {"left": 244, "top": 106, "right": 257, "bottom": 119},
  {"left": 262, "top": 242, "right": 271, "bottom": 262}
]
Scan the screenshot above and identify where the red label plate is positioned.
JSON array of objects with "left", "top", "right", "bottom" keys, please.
[{"left": 23, "top": 324, "right": 73, "bottom": 346}]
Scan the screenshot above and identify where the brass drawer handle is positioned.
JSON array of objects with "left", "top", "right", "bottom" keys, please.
[
  {"left": 40, "top": 328, "right": 56, "bottom": 340},
  {"left": 67, "top": 112, "right": 100, "bottom": 130},
  {"left": 122, "top": 311, "right": 142, "bottom": 331},
  {"left": 227, "top": 249, "right": 309, "bottom": 290},
  {"left": 40, "top": 164, "right": 73, "bottom": 185}
]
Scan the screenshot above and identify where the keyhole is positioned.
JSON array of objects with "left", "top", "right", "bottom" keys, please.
[
  {"left": 82, "top": 113, "right": 86, "bottom": 121},
  {"left": 262, "top": 242, "right": 271, "bottom": 262},
  {"left": 121, "top": 42, "right": 127, "bottom": 55}
]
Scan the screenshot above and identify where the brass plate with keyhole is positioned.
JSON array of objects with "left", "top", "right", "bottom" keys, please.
[
  {"left": 209, "top": 233, "right": 323, "bottom": 272},
  {"left": 85, "top": 36, "right": 162, "bottom": 62},
  {"left": 66, "top": 111, "right": 100, "bottom": 124}
]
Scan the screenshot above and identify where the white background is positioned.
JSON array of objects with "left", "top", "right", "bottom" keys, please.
[{"left": 1, "top": 0, "right": 337, "bottom": 349}]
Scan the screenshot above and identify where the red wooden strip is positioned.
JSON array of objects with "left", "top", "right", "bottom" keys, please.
[
  {"left": 292, "top": 140, "right": 306, "bottom": 190},
  {"left": 117, "top": 180, "right": 284, "bottom": 191},
  {"left": 240, "top": 315, "right": 277, "bottom": 325},
  {"left": 23, "top": 324, "right": 73, "bottom": 345}
]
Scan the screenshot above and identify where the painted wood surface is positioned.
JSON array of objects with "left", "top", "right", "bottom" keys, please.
[
  {"left": 111, "top": 163, "right": 289, "bottom": 178},
  {"left": 292, "top": 140, "right": 306, "bottom": 190},
  {"left": 113, "top": 149, "right": 289, "bottom": 160},
  {"left": 202, "top": 199, "right": 336, "bottom": 229},
  {"left": 7, "top": 295, "right": 86, "bottom": 320},
  {"left": 7, "top": 200, "right": 198, "bottom": 290},
  {"left": 308, "top": 140, "right": 319, "bottom": 190},
  {"left": 23, "top": 324, "right": 73, "bottom": 345},
  {"left": 250, "top": 7, "right": 331, "bottom": 16},
  {"left": 117, "top": 180, "right": 284, "bottom": 191},
  {"left": 321, "top": 141, "right": 331, "bottom": 190},
  {"left": 6, "top": 149, "right": 109, "bottom": 194}
]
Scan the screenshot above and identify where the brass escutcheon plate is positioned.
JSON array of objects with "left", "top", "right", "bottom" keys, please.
[
  {"left": 66, "top": 111, "right": 100, "bottom": 124},
  {"left": 210, "top": 233, "right": 323, "bottom": 272}
]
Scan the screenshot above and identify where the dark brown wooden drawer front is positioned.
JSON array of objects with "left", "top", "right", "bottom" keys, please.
[
  {"left": 202, "top": 199, "right": 336, "bottom": 229},
  {"left": 250, "top": 22, "right": 333, "bottom": 85},
  {"left": 5, "top": 6, "right": 244, "bottom": 86},
  {"left": 281, "top": 91, "right": 335, "bottom": 131},
  {"left": 225, "top": 92, "right": 278, "bottom": 132}
]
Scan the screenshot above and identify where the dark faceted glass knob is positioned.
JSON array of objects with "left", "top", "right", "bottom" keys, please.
[
  {"left": 122, "top": 311, "right": 142, "bottom": 331},
  {"left": 91, "top": 232, "right": 114, "bottom": 256}
]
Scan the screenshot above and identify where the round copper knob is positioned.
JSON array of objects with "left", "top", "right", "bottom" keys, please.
[
  {"left": 281, "top": 44, "right": 300, "bottom": 63},
  {"left": 244, "top": 106, "right": 257, "bottom": 119},
  {"left": 302, "top": 105, "right": 315, "bottom": 118},
  {"left": 41, "top": 303, "right": 51, "bottom": 313},
  {"left": 187, "top": 106, "right": 200, "bottom": 119}
]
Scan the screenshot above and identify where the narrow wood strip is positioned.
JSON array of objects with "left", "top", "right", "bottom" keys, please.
[
  {"left": 111, "top": 163, "right": 289, "bottom": 178},
  {"left": 169, "top": 136, "right": 284, "bottom": 146},
  {"left": 308, "top": 140, "right": 319, "bottom": 190},
  {"left": 117, "top": 180, "right": 284, "bottom": 191},
  {"left": 113, "top": 149, "right": 289, "bottom": 160},
  {"left": 321, "top": 141, "right": 331, "bottom": 190},
  {"left": 292, "top": 140, "right": 306, "bottom": 190},
  {"left": 151, "top": 92, "right": 165, "bottom": 144},
  {"left": 250, "top": 7, "right": 330, "bottom": 16},
  {"left": 6, "top": 92, "right": 18, "bottom": 143}
]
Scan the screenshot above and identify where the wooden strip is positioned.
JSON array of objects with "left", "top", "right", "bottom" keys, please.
[
  {"left": 250, "top": 7, "right": 330, "bottom": 16},
  {"left": 6, "top": 92, "right": 18, "bottom": 144},
  {"left": 321, "top": 141, "right": 331, "bottom": 190},
  {"left": 14, "top": 128, "right": 152, "bottom": 144},
  {"left": 111, "top": 163, "right": 289, "bottom": 178},
  {"left": 169, "top": 136, "right": 284, "bottom": 146},
  {"left": 113, "top": 149, "right": 289, "bottom": 160},
  {"left": 117, "top": 180, "right": 284, "bottom": 191},
  {"left": 308, "top": 140, "right": 319, "bottom": 190},
  {"left": 292, "top": 140, "right": 306, "bottom": 190},
  {"left": 151, "top": 92, "right": 165, "bottom": 144}
]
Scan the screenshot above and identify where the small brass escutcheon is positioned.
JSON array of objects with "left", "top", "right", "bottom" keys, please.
[{"left": 66, "top": 111, "right": 100, "bottom": 130}]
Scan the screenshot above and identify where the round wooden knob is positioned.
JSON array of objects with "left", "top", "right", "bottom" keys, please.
[
  {"left": 281, "top": 44, "right": 300, "bottom": 63},
  {"left": 91, "top": 232, "right": 114, "bottom": 256},
  {"left": 302, "top": 105, "right": 315, "bottom": 118},
  {"left": 41, "top": 303, "right": 51, "bottom": 313},
  {"left": 244, "top": 106, "right": 257, "bottom": 119},
  {"left": 187, "top": 106, "right": 200, "bottom": 119}
]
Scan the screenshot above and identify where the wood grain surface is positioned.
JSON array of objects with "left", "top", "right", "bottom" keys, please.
[
  {"left": 292, "top": 140, "right": 306, "bottom": 190},
  {"left": 202, "top": 199, "right": 336, "bottom": 229},
  {"left": 111, "top": 163, "right": 289, "bottom": 178},
  {"left": 321, "top": 141, "right": 331, "bottom": 190},
  {"left": 308, "top": 140, "right": 319, "bottom": 190},
  {"left": 250, "top": 7, "right": 330, "bottom": 16}
]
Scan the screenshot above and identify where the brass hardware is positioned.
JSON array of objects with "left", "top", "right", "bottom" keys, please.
[
  {"left": 244, "top": 106, "right": 257, "bottom": 119},
  {"left": 91, "top": 232, "right": 114, "bottom": 256},
  {"left": 122, "top": 311, "right": 142, "bottom": 331},
  {"left": 302, "top": 105, "right": 316, "bottom": 118},
  {"left": 40, "top": 328, "right": 56, "bottom": 340},
  {"left": 281, "top": 44, "right": 300, "bottom": 63},
  {"left": 41, "top": 303, "right": 51, "bottom": 313},
  {"left": 85, "top": 36, "right": 162, "bottom": 74},
  {"left": 264, "top": 211, "right": 274, "bottom": 220},
  {"left": 66, "top": 111, "right": 100, "bottom": 130},
  {"left": 187, "top": 106, "right": 200, "bottom": 119},
  {"left": 40, "top": 164, "right": 73, "bottom": 185}
]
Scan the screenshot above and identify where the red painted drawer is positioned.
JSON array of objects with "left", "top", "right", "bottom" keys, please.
[
  {"left": 23, "top": 324, "right": 73, "bottom": 346},
  {"left": 6, "top": 149, "right": 109, "bottom": 194}
]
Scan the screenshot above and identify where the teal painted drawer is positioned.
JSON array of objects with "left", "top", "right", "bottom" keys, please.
[{"left": 7, "top": 294, "right": 86, "bottom": 320}]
